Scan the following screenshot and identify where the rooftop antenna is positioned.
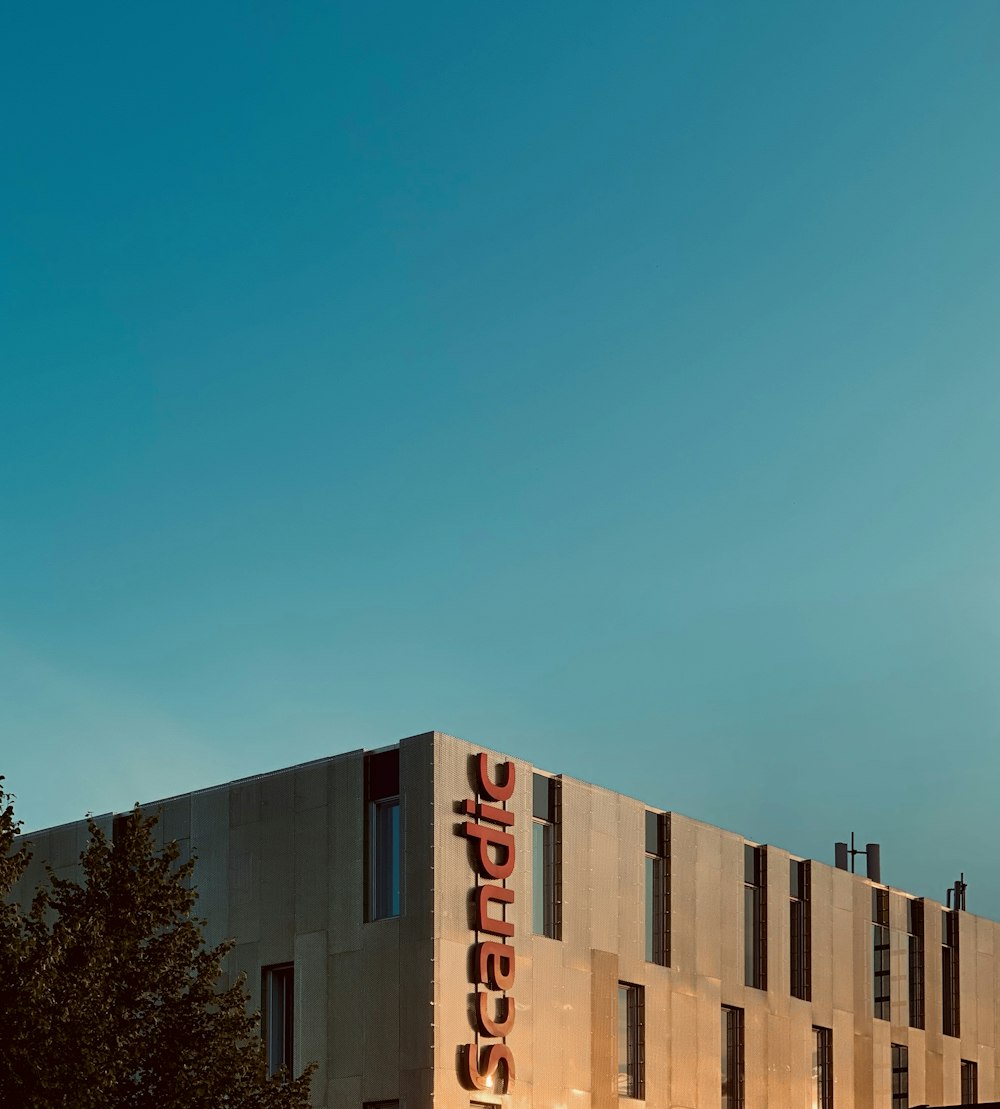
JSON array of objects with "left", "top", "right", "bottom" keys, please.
[
  {"left": 946, "top": 873, "right": 967, "bottom": 911},
  {"left": 835, "top": 832, "right": 881, "bottom": 883}
]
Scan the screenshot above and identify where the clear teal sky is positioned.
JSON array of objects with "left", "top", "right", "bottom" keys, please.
[{"left": 3, "top": 3, "right": 1000, "bottom": 915}]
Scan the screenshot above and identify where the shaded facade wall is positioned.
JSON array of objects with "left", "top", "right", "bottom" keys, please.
[
  {"left": 432, "top": 730, "right": 1000, "bottom": 1108},
  {"left": 11, "top": 735, "right": 438, "bottom": 1109}
]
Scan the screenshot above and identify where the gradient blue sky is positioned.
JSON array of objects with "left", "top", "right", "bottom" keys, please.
[{"left": 3, "top": 3, "right": 1000, "bottom": 916}]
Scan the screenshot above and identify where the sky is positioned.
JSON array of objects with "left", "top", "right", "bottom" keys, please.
[{"left": 3, "top": 3, "right": 1000, "bottom": 918}]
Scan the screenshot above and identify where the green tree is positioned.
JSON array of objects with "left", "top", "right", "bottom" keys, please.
[{"left": 0, "top": 779, "right": 315, "bottom": 1109}]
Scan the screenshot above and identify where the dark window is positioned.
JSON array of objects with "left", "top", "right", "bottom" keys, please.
[
  {"left": 813, "top": 1026, "right": 833, "bottom": 1109},
  {"left": 645, "top": 811, "right": 670, "bottom": 966},
  {"left": 363, "top": 1103, "right": 399, "bottom": 1108},
  {"left": 907, "top": 899, "right": 925, "bottom": 1029},
  {"left": 790, "top": 859, "right": 811, "bottom": 1000},
  {"left": 873, "top": 888, "right": 890, "bottom": 1020},
  {"left": 943, "top": 910, "right": 960, "bottom": 1037},
  {"left": 262, "top": 963, "right": 294, "bottom": 1077},
  {"left": 891, "top": 1043, "right": 908, "bottom": 1109},
  {"left": 744, "top": 844, "right": 766, "bottom": 990},
  {"left": 961, "top": 1059, "right": 978, "bottom": 1104},
  {"left": 532, "top": 773, "right": 561, "bottom": 939},
  {"left": 617, "top": 982, "right": 645, "bottom": 1099},
  {"left": 366, "top": 749, "right": 401, "bottom": 921},
  {"left": 721, "top": 1006, "right": 744, "bottom": 1109}
]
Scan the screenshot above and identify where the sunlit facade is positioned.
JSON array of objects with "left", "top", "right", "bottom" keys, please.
[{"left": 13, "top": 730, "right": 1000, "bottom": 1107}]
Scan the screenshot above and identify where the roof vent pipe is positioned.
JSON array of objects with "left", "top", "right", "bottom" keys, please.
[
  {"left": 835, "top": 833, "right": 881, "bottom": 880},
  {"left": 866, "top": 843, "right": 881, "bottom": 883}
]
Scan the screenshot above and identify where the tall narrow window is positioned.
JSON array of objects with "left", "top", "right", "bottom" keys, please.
[
  {"left": 873, "top": 888, "right": 890, "bottom": 1020},
  {"left": 790, "top": 859, "right": 811, "bottom": 1000},
  {"left": 721, "top": 1006, "right": 744, "bottom": 1109},
  {"left": 961, "top": 1059, "right": 978, "bottom": 1104},
  {"left": 907, "top": 899, "right": 925, "bottom": 1029},
  {"left": 891, "top": 1043, "right": 908, "bottom": 1109},
  {"left": 813, "top": 1026, "right": 832, "bottom": 1109},
  {"left": 366, "top": 748, "right": 401, "bottom": 921},
  {"left": 942, "top": 910, "right": 960, "bottom": 1037},
  {"left": 532, "top": 773, "right": 561, "bottom": 938},
  {"left": 744, "top": 844, "right": 766, "bottom": 989},
  {"left": 617, "top": 982, "right": 645, "bottom": 1099},
  {"left": 645, "top": 810, "right": 669, "bottom": 966},
  {"left": 262, "top": 963, "right": 294, "bottom": 1077}
]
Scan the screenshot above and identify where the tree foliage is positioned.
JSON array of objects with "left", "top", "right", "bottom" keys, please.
[{"left": 0, "top": 778, "right": 315, "bottom": 1109}]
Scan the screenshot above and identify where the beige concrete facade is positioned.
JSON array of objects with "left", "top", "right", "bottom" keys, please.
[{"left": 12, "top": 730, "right": 1000, "bottom": 1108}]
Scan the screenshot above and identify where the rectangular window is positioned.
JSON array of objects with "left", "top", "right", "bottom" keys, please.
[
  {"left": 873, "top": 888, "right": 890, "bottom": 1020},
  {"left": 366, "top": 749, "right": 401, "bottom": 921},
  {"left": 907, "top": 899, "right": 925, "bottom": 1029},
  {"left": 617, "top": 982, "right": 645, "bottom": 1099},
  {"left": 645, "top": 810, "right": 670, "bottom": 966},
  {"left": 744, "top": 844, "right": 766, "bottom": 990},
  {"left": 961, "top": 1059, "right": 978, "bottom": 1104},
  {"left": 262, "top": 963, "right": 294, "bottom": 1077},
  {"left": 721, "top": 1006, "right": 745, "bottom": 1109},
  {"left": 790, "top": 859, "right": 811, "bottom": 1001},
  {"left": 943, "top": 910, "right": 960, "bottom": 1037},
  {"left": 813, "top": 1026, "right": 832, "bottom": 1109},
  {"left": 532, "top": 773, "right": 561, "bottom": 938},
  {"left": 891, "top": 1043, "right": 908, "bottom": 1109}
]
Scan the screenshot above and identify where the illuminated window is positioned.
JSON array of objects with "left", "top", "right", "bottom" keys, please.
[
  {"left": 744, "top": 845, "right": 766, "bottom": 990},
  {"left": 366, "top": 749, "right": 401, "bottom": 921},
  {"left": 721, "top": 1006, "right": 744, "bottom": 1109},
  {"left": 532, "top": 773, "right": 561, "bottom": 938},
  {"left": 262, "top": 963, "right": 294, "bottom": 1077},
  {"left": 873, "top": 889, "right": 889, "bottom": 1020},
  {"left": 644, "top": 810, "right": 669, "bottom": 966},
  {"left": 790, "top": 859, "right": 810, "bottom": 1000},
  {"left": 618, "top": 982, "right": 644, "bottom": 1099}
]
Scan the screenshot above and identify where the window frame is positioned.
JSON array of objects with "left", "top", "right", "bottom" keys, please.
[
  {"left": 365, "top": 749, "right": 401, "bottom": 922},
  {"left": 790, "top": 858, "right": 811, "bottom": 1001},
  {"left": 961, "top": 1058, "right": 978, "bottom": 1105},
  {"left": 617, "top": 981, "right": 645, "bottom": 1100},
  {"left": 943, "top": 909, "right": 961, "bottom": 1038},
  {"left": 532, "top": 773, "right": 562, "bottom": 939},
  {"left": 721, "top": 1005, "right": 745, "bottom": 1109},
  {"left": 644, "top": 810, "right": 670, "bottom": 967},
  {"left": 261, "top": 962, "right": 294, "bottom": 1077},
  {"left": 891, "top": 1043, "right": 908, "bottom": 1109},
  {"left": 907, "top": 899, "right": 925, "bottom": 1030},
  {"left": 873, "top": 888, "right": 890, "bottom": 1020},
  {"left": 813, "top": 1026, "right": 833, "bottom": 1109},
  {"left": 743, "top": 844, "right": 767, "bottom": 990}
]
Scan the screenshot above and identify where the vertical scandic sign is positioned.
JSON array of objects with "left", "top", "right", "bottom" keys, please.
[{"left": 459, "top": 753, "right": 516, "bottom": 1093}]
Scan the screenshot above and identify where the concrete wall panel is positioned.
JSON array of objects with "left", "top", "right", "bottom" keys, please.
[{"left": 295, "top": 929, "right": 328, "bottom": 1081}]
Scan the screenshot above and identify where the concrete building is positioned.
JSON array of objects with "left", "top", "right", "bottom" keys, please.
[{"left": 12, "top": 730, "right": 1000, "bottom": 1108}]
